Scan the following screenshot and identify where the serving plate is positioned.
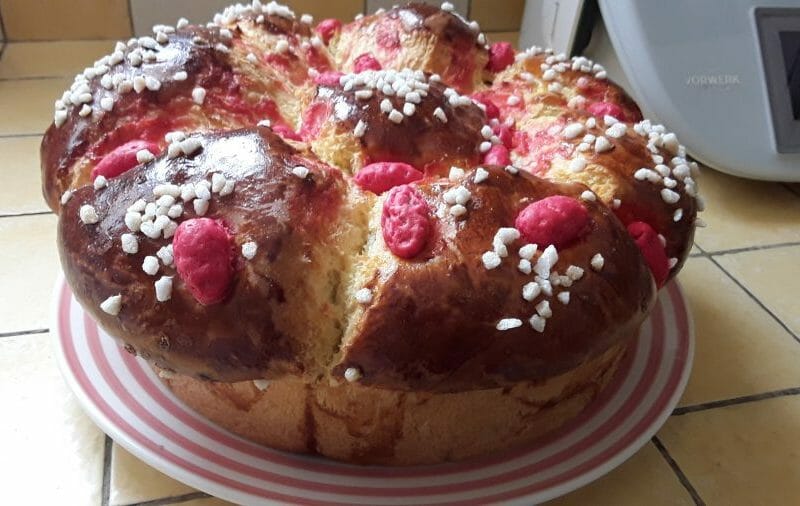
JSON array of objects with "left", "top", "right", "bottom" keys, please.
[{"left": 53, "top": 274, "right": 693, "bottom": 505}]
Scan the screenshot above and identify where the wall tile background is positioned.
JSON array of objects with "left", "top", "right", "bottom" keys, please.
[
  {"left": 0, "top": 0, "right": 131, "bottom": 40},
  {"left": 0, "top": 0, "right": 525, "bottom": 40}
]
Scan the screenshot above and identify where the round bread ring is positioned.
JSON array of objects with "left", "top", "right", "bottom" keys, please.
[{"left": 44, "top": 1, "right": 701, "bottom": 465}]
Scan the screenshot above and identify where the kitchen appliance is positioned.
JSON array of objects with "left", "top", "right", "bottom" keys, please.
[{"left": 520, "top": 0, "right": 800, "bottom": 181}]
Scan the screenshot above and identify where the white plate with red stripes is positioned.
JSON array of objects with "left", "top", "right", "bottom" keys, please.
[{"left": 53, "top": 275, "right": 693, "bottom": 505}]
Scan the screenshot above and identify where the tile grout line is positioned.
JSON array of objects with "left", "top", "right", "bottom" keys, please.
[
  {"left": 101, "top": 435, "right": 113, "bottom": 506},
  {"left": 783, "top": 182, "right": 800, "bottom": 198},
  {"left": 0, "top": 75, "right": 71, "bottom": 82},
  {"left": 0, "top": 37, "right": 124, "bottom": 43},
  {"left": 0, "top": 211, "right": 53, "bottom": 219},
  {"left": 705, "top": 253, "right": 800, "bottom": 345},
  {"left": 127, "top": 0, "right": 136, "bottom": 37},
  {"left": 122, "top": 491, "right": 211, "bottom": 506},
  {"left": 705, "top": 241, "right": 800, "bottom": 257},
  {"left": 693, "top": 243, "right": 800, "bottom": 344},
  {"left": 0, "top": 132, "right": 43, "bottom": 139},
  {"left": 652, "top": 437, "right": 706, "bottom": 506},
  {"left": 0, "top": 328, "right": 49, "bottom": 338},
  {"left": 0, "top": 8, "right": 7, "bottom": 56},
  {"left": 672, "top": 387, "right": 800, "bottom": 416}
]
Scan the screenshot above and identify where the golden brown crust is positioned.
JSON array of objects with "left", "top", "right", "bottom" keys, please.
[
  {"left": 58, "top": 134, "right": 654, "bottom": 391},
  {"left": 484, "top": 51, "right": 699, "bottom": 278},
  {"left": 492, "top": 51, "right": 643, "bottom": 122},
  {"left": 59, "top": 128, "right": 358, "bottom": 381},
  {"left": 304, "top": 70, "right": 485, "bottom": 175},
  {"left": 160, "top": 339, "right": 630, "bottom": 465},
  {"left": 41, "top": 16, "right": 330, "bottom": 212},
  {"left": 333, "top": 3, "right": 489, "bottom": 93},
  {"left": 334, "top": 166, "right": 654, "bottom": 391}
]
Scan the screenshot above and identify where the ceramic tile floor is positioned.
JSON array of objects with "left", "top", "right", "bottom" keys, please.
[{"left": 1, "top": 36, "right": 798, "bottom": 506}]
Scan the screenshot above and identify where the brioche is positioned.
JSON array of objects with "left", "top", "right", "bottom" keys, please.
[{"left": 43, "top": 1, "right": 701, "bottom": 464}]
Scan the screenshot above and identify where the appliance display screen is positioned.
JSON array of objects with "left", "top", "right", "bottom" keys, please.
[
  {"left": 780, "top": 32, "right": 800, "bottom": 119},
  {"left": 756, "top": 8, "right": 800, "bottom": 152}
]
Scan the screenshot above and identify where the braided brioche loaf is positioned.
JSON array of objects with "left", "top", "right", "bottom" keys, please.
[{"left": 44, "top": 1, "right": 701, "bottom": 464}]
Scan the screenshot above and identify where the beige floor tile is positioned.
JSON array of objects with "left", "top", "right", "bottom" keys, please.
[
  {"left": 658, "top": 395, "right": 800, "bottom": 505},
  {"left": 715, "top": 246, "right": 800, "bottom": 337},
  {"left": 0, "top": 332, "right": 105, "bottom": 504},
  {"left": 692, "top": 168, "right": 800, "bottom": 252},
  {"left": 110, "top": 444, "right": 196, "bottom": 505},
  {"left": 0, "top": 0, "right": 131, "bottom": 40},
  {"left": 676, "top": 257, "right": 800, "bottom": 407},
  {"left": 0, "top": 40, "right": 118, "bottom": 79},
  {"left": 0, "top": 214, "right": 59, "bottom": 334},
  {"left": 545, "top": 443, "right": 693, "bottom": 505},
  {"left": 471, "top": 0, "right": 525, "bottom": 32},
  {"left": 486, "top": 31, "right": 520, "bottom": 49},
  {"left": 0, "top": 78, "right": 70, "bottom": 136},
  {"left": 0, "top": 136, "right": 49, "bottom": 214}
]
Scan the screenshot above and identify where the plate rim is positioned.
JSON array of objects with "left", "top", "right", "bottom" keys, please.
[{"left": 51, "top": 272, "right": 694, "bottom": 505}]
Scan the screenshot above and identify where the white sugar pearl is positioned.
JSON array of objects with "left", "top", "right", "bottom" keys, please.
[
  {"left": 482, "top": 251, "right": 501, "bottom": 270},
  {"left": 241, "top": 241, "right": 258, "bottom": 259},
  {"left": 496, "top": 318, "right": 522, "bottom": 330},
  {"left": 522, "top": 282, "right": 541, "bottom": 301},
  {"left": 192, "top": 87, "right": 206, "bottom": 105},
  {"left": 121, "top": 233, "right": 138, "bottom": 254},
  {"left": 529, "top": 314, "right": 546, "bottom": 332},
  {"left": 569, "top": 157, "right": 587, "bottom": 172},
  {"left": 535, "top": 300, "right": 552, "bottom": 318},
  {"left": 79, "top": 205, "right": 99, "bottom": 224},
  {"left": 344, "top": 367, "right": 362, "bottom": 382},
  {"left": 100, "top": 294, "right": 122, "bottom": 315},
  {"left": 355, "top": 287, "right": 373, "bottom": 304},
  {"left": 594, "top": 136, "right": 613, "bottom": 153},
  {"left": 253, "top": 379, "right": 270, "bottom": 391},
  {"left": 292, "top": 166, "right": 309, "bottom": 179},
  {"left": 154, "top": 276, "right": 173, "bottom": 302},
  {"left": 562, "top": 123, "right": 585, "bottom": 139},
  {"left": 591, "top": 253, "right": 605, "bottom": 271},
  {"left": 518, "top": 244, "right": 538, "bottom": 260},
  {"left": 142, "top": 255, "right": 160, "bottom": 276},
  {"left": 193, "top": 198, "right": 209, "bottom": 216}
]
